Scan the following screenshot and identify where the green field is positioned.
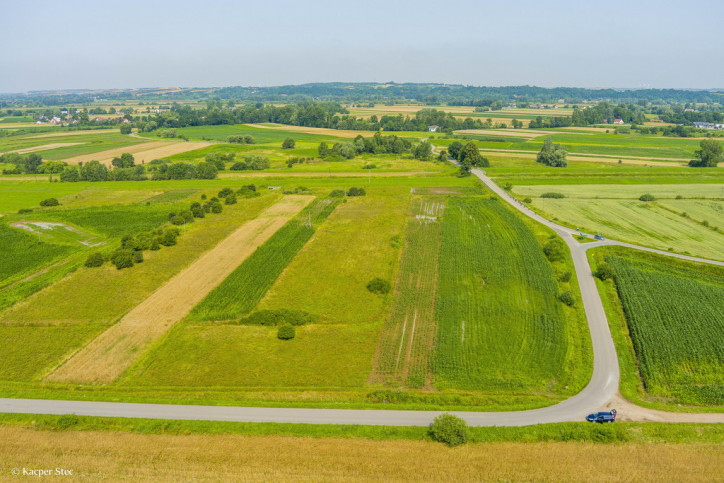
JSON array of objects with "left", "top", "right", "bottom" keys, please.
[
  {"left": 432, "top": 197, "right": 583, "bottom": 393},
  {"left": 606, "top": 255, "right": 724, "bottom": 406},
  {"left": 0, "top": 224, "right": 76, "bottom": 283},
  {"left": 188, "top": 197, "right": 340, "bottom": 321}
]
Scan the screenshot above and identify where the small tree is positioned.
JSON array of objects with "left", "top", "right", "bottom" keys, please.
[
  {"left": 40, "top": 198, "right": 59, "bottom": 207},
  {"left": 225, "top": 193, "right": 237, "bottom": 205},
  {"left": 282, "top": 138, "right": 295, "bottom": 149},
  {"left": 689, "top": 139, "right": 723, "bottom": 167},
  {"left": 120, "top": 124, "right": 132, "bottom": 135},
  {"left": 429, "top": 414, "right": 469, "bottom": 447},
  {"left": 111, "top": 249, "right": 134, "bottom": 269},
  {"left": 84, "top": 252, "right": 105, "bottom": 268},
  {"left": 347, "top": 187, "right": 366, "bottom": 197},
  {"left": 595, "top": 263, "right": 614, "bottom": 281},
  {"left": 559, "top": 290, "right": 575, "bottom": 306},
  {"left": 639, "top": 193, "right": 656, "bottom": 202},
  {"left": 536, "top": 137, "right": 567, "bottom": 167},
  {"left": 413, "top": 141, "right": 433, "bottom": 161},
  {"left": 543, "top": 239, "right": 567, "bottom": 262},
  {"left": 277, "top": 324, "right": 296, "bottom": 340},
  {"left": 367, "top": 278, "right": 391, "bottom": 294}
]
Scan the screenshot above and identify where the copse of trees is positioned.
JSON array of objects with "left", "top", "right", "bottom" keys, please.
[
  {"left": 536, "top": 137, "right": 567, "bottom": 167},
  {"left": 689, "top": 139, "right": 723, "bottom": 167},
  {"left": 230, "top": 154, "right": 270, "bottom": 171},
  {"left": 111, "top": 152, "right": 135, "bottom": 169},
  {"left": 0, "top": 152, "right": 43, "bottom": 174},
  {"left": 413, "top": 141, "right": 433, "bottom": 160}
]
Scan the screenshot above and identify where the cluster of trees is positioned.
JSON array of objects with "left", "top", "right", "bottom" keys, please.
[
  {"left": 227, "top": 135, "right": 254, "bottom": 144},
  {"left": 529, "top": 116, "right": 573, "bottom": 129},
  {"left": 58, "top": 155, "right": 219, "bottom": 183},
  {"left": 230, "top": 154, "right": 270, "bottom": 171},
  {"left": 570, "top": 102, "right": 648, "bottom": 126},
  {"left": 0, "top": 152, "right": 43, "bottom": 174},
  {"left": 318, "top": 132, "right": 414, "bottom": 161},
  {"left": 447, "top": 140, "right": 489, "bottom": 174},
  {"left": 689, "top": 139, "right": 723, "bottom": 167},
  {"left": 86, "top": 226, "right": 181, "bottom": 270},
  {"left": 536, "top": 138, "right": 568, "bottom": 167}
]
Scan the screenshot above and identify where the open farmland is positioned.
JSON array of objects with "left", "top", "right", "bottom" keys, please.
[
  {"left": 129, "top": 187, "right": 408, "bottom": 389},
  {"left": 188, "top": 197, "right": 339, "bottom": 321},
  {"left": 431, "top": 197, "right": 585, "bottom": 394},
  {"left": 606, "top": 255, "right": 724, "bottom": 406},
  {"left": 46, "top": 196, "right": 312, "bottom": 384},
  {"left": 510, "top": 183, "right": 724, "bottom": 260},
  {"left": 372, "top": 198, "right": 444, "bottom": 388}
]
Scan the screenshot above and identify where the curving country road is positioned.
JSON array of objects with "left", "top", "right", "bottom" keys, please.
[{"left": 0, "top": 154, "right": 722, "bottom": 426}]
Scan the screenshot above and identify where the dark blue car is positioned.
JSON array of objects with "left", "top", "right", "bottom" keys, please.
[{"left": 586, "top": 409, "right": 616, "bottom": 423}]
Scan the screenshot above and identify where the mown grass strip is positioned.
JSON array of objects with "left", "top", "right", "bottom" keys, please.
[{"left": 188, "top": 197, "right": 340, "bottom": 321}]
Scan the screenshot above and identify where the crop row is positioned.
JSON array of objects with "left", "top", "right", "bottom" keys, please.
[
  {"left": 373, "top": 199, "right": 444, "bottom": 387},
  {"left": 432, "top": 197, "right": 568, "bottom": 391},
  {"left": 187, "top": 198, "right": 339, "bottom": 321},
  {"left": 608, "top": 256, "right": 724, "bottom": 405}
]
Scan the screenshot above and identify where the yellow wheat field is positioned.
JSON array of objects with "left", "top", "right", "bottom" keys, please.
[{"left": 0, "top": 427, "right": 720, "bottom": 481}]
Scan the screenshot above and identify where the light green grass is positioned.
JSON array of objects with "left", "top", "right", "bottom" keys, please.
[{"left": 513, "top": 183, "right": 724, "bottom": 199}]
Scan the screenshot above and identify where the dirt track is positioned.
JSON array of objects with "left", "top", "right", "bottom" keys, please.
[{"left": 45, "top": 196, "right": 312, "bottom": 384}]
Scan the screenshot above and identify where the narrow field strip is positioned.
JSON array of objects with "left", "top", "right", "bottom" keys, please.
[
  {"left": 0, "top": 142, "right": 84, "bottom": 155},
  {"left": 45, "top": 195, "right": 313, "bottom": 384},
  {"left": 244, "top": 123, "right": 366, "bottom": 138},
  {"left": 59, "top": 141, "right": 209, "bottom": 166},
  {"left": 371, "top": 198, "right": 444, "bottom": 387}
]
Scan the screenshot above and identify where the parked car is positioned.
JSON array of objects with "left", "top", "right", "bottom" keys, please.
[
  {"left": 586, "top": 409, "right": 616, "bottom": 423},
  {"left": 594, "top": 234, "right": 605, "bottom": 240}
]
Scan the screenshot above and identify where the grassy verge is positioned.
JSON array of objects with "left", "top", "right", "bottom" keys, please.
[{"left": 0, "top": 412, "right": 721, "bottom": 444}]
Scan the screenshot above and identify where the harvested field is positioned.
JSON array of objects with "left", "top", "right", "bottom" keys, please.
[
  {"left": 45, "top": 195, "right": 312, "bottom": 384},
  {"left": 61, "top": 141, "right": 210, "bottom": 166},
  {"left": 245, "top": 123, "right": 370, "bottom": 138},
  {"left": 0, "top": 426, "right": 720, "bottom": 481},
  {"left": 469, "top": 146, "right": 691, "bottom": 165},
  {"left": 454, "top": 129, "right": 584, "bottom": 138}
]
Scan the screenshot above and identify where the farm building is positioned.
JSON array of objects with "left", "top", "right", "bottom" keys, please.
[
  {"left": 427, "top": 125, "right": 439, "bottom": 132},
  {"left": 613, "top": 118, "right": 624, "bottom": 124},
  {"left": 693, "top": 122, "right": 724, "bottom": 130}
]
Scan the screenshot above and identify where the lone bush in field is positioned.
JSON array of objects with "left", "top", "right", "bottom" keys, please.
[
  {"left": 523, "top": 197, "right": 532, "bottom": 203},
  {"left": 541, "top": 192, "right": 565, "bottom": 199},
  {"left": 40, "top": 198, "right": 59, "bottom": 207},
  {"left": 84, "top": 252, "right": 105, "bottom": 268},
  {"left": 543, "top": 239, "right": 567, "bottom": 262},
  {"left": 595, "top": 263, "right": 614, "bottom": 281},
  {"left": 367, "top": 277, "right": 391, "bottom": 295},
  {"left": 639, "top": 193, "right": 656, "bottom": 202},
  {"left": 277, "top": 324, "right": 295, "bottom": 340},
  {"left": 329, "top": 189, "right": 346, "bottom": 198},
  {"left": 111, "top": 249, "right": 134, "bottom": 269},
  {"left": 282, "top": 138, "right": 295, "bottom": 149},
  {"left": 347, "top": 187, "right": 366, "bottom": 197},
  {"left": 429, "top": 414, "right": 469, "bottom": 447},
  {"left": 559, "top": 290, "right": 575, "bottom": 306}
]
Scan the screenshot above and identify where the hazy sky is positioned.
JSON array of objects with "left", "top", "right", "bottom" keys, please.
[{"left": 2, "top": 0, "right": 722, "bottom": 92}]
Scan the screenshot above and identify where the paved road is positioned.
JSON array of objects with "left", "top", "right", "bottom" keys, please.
[{"left": 0, "top": 156, "right": 721, "bottom": 426}]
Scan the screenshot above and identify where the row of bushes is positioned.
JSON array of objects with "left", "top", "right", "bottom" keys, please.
[
  {"left": 329, "top": 187, "right": 367, "bottom": 198},
  {"left": 85, "top": 226, "right": 181, "bottom": 270},
  {"left": 237, "top": 309, "right": 319, "bottom": 341}
]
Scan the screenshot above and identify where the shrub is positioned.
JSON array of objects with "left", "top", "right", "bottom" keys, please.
[
  {"left": 543, "top": 239, "right": 567, "bottom": 262},
  {"left": 559, "top": 270, "right": 572, "bottom": 283},
  {"left": 111, "top": 249, "right": 134, "bottom": 269},
  {"left": 191, "top": 206, "right": 205, "bottom": 218},
  {"left": 429, "top": 414, "right": 469, "bottom": 447},
  {"left": 282, "top": 138, "right": 295, "bottom": 149},
  {"left": 239, "top": 309, "right": 318, "bottom": 327},
  {"left": 541, "top": 192, "right": 565, "bottom": 199},
  {"left": 170, "top": 215, "right": 185, "bottom": 226},
  {"left": 133, "top": 251, "right": 144, "bottom": 264},
  {"left": 347, "top": 187, "right": 366, "bottom": 197},
  {"left": 40, "top": 198, "right": 59, "bottom": 207},
  {"left": 210, "top": 202, "right": 223, "bottom": 214},
  {"left": 201, "top": 194, "right": 207, "bottom": 200},
  {"left": 639, "top": 193, "right": 656, "bottom": 202},
  {"left": 84, "top": 252, "right": 105, "bottom": 268},
  {"left": 559, "top": 290, "right": 575, "bottom": 306},
  {"left": 150, "top": 239, "right": 161, "bottom": 250},
  {"left": 329, "top": 189, "right": 346, "bottom": 198},
  {"left": 367, "top": 277, "right": 391, "bottom": 295},
  {"left": 523, "top": 198, "right": 532, "bottom": 203},
  {"left": 18, "top": 208, "right": 33, "bottom": 214},
  {"left": 277, "top": 324, "right": 295, "bottom": 340},
  {"left": 160, "top": 230, "right": 177, "bottom": 246},
  {"left": 218, "top": 187, "right": 234, "bottom": 198},
  {"left": 390, "top": 234, "right": 402, "bottom": 249},
  {"left": 225, "top": 193, "right": 237, "bottom": 205},
  {"left": 595, "top": 263, "right": 614, "bottom": 281}
]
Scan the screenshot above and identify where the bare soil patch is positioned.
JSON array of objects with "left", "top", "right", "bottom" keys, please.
[{"left": 45, "top": 196, "right": 312, "bottom": 384}]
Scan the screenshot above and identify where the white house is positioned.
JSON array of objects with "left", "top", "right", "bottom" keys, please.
[{"left": 427, "top": 125, "right": 440, "bottom": 132}]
